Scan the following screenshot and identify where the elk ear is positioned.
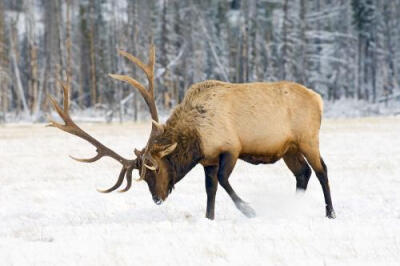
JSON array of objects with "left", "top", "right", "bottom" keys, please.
[
  {"left": 134, "top": 148, "right": 142, "bottom": 157},
  {"left": 159, "top": 143, "right": 177, "bottom": 158},
  {"left": 152, "top": 120, "right": 164, "bottom": 136}
]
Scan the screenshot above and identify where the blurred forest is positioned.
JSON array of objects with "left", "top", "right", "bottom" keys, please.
[{"left": 0, "top": 0, "right": 399, "bottom": 122}]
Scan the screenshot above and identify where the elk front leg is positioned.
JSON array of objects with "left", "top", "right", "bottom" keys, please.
[
  {"left": 218, "top": 152, "right": 256, "bottom": 218},
  {"left": 204, "top": 165, "right": 218, "bottom": 220}
]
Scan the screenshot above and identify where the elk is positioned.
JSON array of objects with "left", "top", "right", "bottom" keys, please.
[{"left": 48, "top": 44, "right": 335, "bottom": 220}]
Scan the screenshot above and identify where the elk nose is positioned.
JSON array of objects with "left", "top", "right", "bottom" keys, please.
[{"left": 153, "top": 196, "right": 162, "bottom": 205}]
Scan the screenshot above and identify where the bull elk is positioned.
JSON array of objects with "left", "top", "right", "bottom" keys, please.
[{"left": 48, "top": 44, "right": 335, "bottom": 220}]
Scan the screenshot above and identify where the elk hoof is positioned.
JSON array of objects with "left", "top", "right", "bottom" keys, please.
[
  {"left": 326, "top": 208, "right": 336, "bottom": 219},
  {"left": 236, "top": 201, "right": 256, "bottom": 218}
]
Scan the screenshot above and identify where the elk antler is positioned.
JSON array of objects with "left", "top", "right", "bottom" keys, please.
[
  {"left": 47, "top": 81, "right": 138, "bottom": 193},
  {"left": 109, "top": 44, "right": 159, "bottom": 125},
  {"left": 109, "top": 45, "right": 165, "bottom": 180}
]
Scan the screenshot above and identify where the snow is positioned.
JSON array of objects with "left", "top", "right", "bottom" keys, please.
[
  {"left": 324, "top": 99, "right": 400, "bottom": 118},
  {"left": 1, "top": 117, "right": 400, "bottom": 265}
]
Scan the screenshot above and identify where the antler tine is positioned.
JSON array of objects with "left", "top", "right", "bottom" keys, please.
[
  {"left": 97, "top": 168, "right": 127, "bottom": 193},
  {"left": 118, "top": 167, "right": 133, "bottom": 193},
  {"left": 69, "top": 153, "right": 103, "bottom": 163},
  {"left": 47, "top": 80, "right": 71, "bottom": 125},
  {"left": 47, "top": 95, "right": 68, "bottom": 124},
  {"left": 147, "top": 44, "right": 155, "bottom": 95},
  {"left": 60, "top": 80, "right": 70, "bottom": 115},
  {"left": 117, "top": 44, "right": 155, "bottom": 89},
  {"left": 48, "top": 82, "right": 140, "bottom": 193},
  {"left": 117, "top": 50, "right": 149, "bottom": 79},
  {"left": 110, "top": 44, "right": 159, "bottom": 122},
  {"left": 108, "top": 74, "right": 148, "bottom": 103}
]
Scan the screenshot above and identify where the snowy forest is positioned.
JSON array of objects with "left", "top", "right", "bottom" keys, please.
[{"left": 0, "top": 0, "right": 399, "bottom": 123}]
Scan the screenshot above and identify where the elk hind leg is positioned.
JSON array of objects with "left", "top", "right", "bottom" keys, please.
[
  {"left": 283, "top": 152, "right": 312, "bottom": 192},
  {"left": 218, "top": 152, "right": 256, "bottom": 218},
  {"left": 300, "top": 144, "right": 336, "bottom": 219}
]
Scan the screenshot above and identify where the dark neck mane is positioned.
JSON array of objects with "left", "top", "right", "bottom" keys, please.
[
  {"left": 167, "top": 137, "right": 203, "bottom": 183},
  {"left": 161, "top": 118, "right": 204, "bottom": 183}
]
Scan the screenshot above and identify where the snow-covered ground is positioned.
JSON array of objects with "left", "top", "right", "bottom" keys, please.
[{"left": 1, "top": 117, "right": 400, "bottom": 266}]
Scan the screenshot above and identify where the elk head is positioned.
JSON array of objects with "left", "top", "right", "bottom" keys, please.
[{"left": 48, "top": 44, "right": 178, "bottom": 204}]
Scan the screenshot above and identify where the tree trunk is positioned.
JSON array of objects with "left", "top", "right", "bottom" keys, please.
[
  {"left": 10, "top": 20, "right": 29, "bottom": 118},
  {"left": 26, "top": 0, "right": 38, "bottom": 115},
  {"left": 281, "top": 0, "right": 289, "bottom": 80},
  {"left": 128, "top": 0, "right": 138, "bottom": 121},
  {"left": 89, "top": 0, "right": 97, "bottom": 106},
  {"left": 0, "top": 0, "right": 8, "bottom": 122},
  {"left": 357, "top": 36, "right": 363, "bottom": 100},
  {"left": 299, "top": 0, "right": 307, "bottom": 85},
  {"left": 66, "top": 0, "right": 72, "bottom": 88}
]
